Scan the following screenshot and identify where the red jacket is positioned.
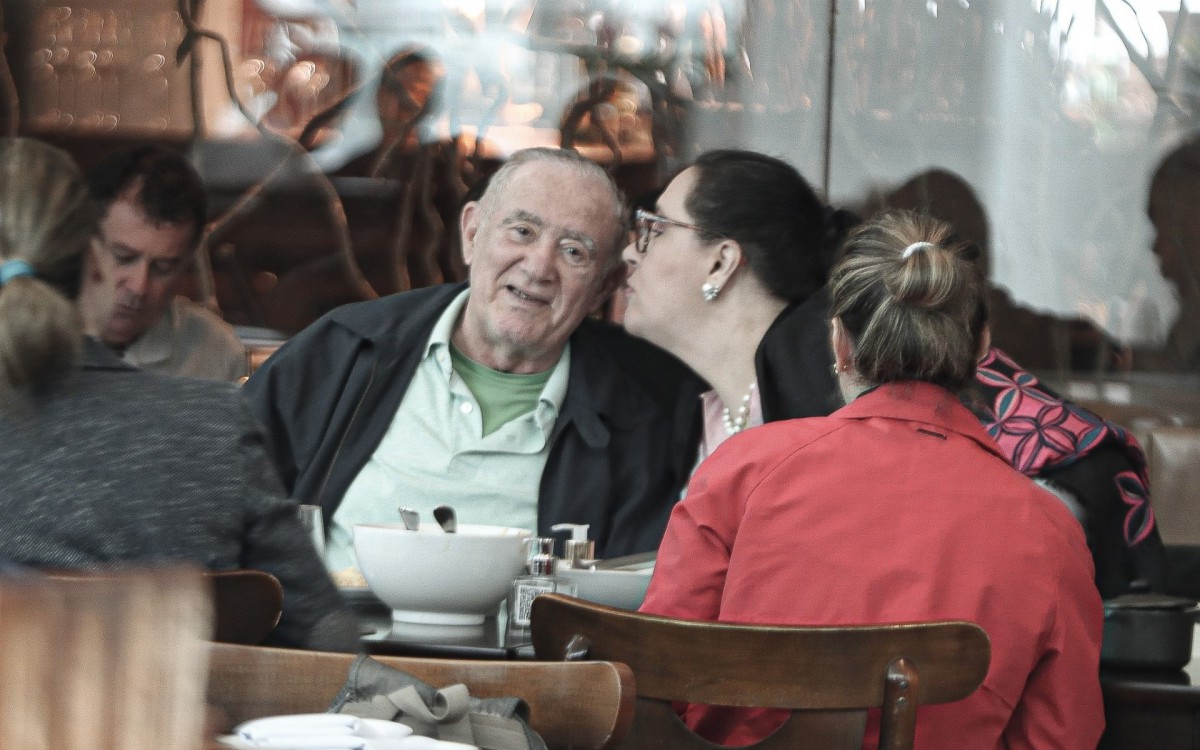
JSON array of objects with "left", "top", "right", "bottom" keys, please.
[{"left": 641, "top": 381, "right": 1104, "bottom": 750}]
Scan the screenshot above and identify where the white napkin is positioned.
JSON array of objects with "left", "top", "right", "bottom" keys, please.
[
  {"left": 238, "top": 713, "right": 362, "bottom": 739},
  {"left": 223, "top": 714, "right": 476, "bottom": 750}
]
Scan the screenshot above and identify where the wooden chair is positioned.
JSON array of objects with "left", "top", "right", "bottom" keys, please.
[
  {"left": 206, "top": 642, "right": 636, "bottom": 750},
  {"left": 0, "top": 568, "right": 212, "bottom": 750},
  {"left": 206, "top": 569, "right": 284, "bottom": 645},
  {"left": 45, "top": 568, "right": 283, "bottom": 645},
  {"left": 530, "top": 594, "right": 991, "bottom": 750}
]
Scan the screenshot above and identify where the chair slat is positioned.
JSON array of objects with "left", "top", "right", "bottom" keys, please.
[{"left": 530, "top": 594, "right": 991, "bottom": 750}]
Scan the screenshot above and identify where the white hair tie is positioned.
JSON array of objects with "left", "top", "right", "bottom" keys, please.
[{"left": 901, "top": 241, "right": 935, "bottom": 259}]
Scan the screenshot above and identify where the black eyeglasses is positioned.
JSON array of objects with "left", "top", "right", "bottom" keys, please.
[{"left": 633, "top": 208, "right": 726, "bottom": 254}]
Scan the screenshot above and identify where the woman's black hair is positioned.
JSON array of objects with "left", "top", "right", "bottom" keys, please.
[{"left": 685, "top": 149, "right": 857, "bottom": 303}]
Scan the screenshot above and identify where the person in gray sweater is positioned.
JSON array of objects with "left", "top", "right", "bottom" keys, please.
[{"left": 0, "top": 136, "right": 355, "bottom": 651}]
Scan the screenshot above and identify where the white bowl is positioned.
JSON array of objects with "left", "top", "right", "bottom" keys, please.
[
  {"left": 557, "top": 567, "right": 653, "bottom": 610},
  {"left": 353, "top": 523, "right": 532, "bottom": 625}
]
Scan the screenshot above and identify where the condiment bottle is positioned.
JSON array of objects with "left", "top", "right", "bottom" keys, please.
[
  {"left": 551, "top": 523, "right": 596, "bottom": 569},
  {"left": 507, "top": 552, "right": 576, "bottom": 632}
]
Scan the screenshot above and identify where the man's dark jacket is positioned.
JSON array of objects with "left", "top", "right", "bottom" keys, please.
[{"left": 244, "top": 283, "right": 701, "bottom": 558}]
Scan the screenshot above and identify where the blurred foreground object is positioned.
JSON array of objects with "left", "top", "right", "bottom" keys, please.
[{"left": 0, "top": 567, "right": 212, "bottom": 750}]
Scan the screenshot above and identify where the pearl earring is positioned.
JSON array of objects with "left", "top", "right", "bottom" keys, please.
[{"left": 701, "top": 283, "right": 720, "bottom": 302}]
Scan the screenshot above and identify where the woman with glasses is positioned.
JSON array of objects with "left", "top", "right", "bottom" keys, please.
[
  {"left": 641, "top": 210, "right": 1104, "bottom": 748},
  {"left": 621, "top": 149, "right": 856, "bottom": 467},
  {"left": 623, "top": 150, "right": 1160, "bottom": 601}
]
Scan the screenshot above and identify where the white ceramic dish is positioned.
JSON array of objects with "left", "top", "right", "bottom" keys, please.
[
  {"left": 557, "top": 566, "right": 653, "bottom": 610},
  {"left": 353, "top": 523, "right": 532, "bottom": 625},
  {"left": 220, "top": 713, "right": 479, "bottom": 749}
]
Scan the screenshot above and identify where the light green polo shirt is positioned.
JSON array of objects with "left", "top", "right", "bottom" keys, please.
[{"left": 325, "top": 289, "right": 570, "bottom": 572}]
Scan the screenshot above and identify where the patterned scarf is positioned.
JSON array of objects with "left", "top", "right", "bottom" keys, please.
[{"left": 974, "top": 347, "right": 1156, "bottom": 547}]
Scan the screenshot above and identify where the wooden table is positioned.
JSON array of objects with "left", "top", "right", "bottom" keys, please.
[
  {"left": 352, "top": 594, "right": 1200, "bottom": 746},
  {"left": 1101, "top": 626, "right": 1200, "bottom": 749}
]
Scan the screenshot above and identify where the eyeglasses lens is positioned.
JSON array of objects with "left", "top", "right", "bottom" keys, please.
[{"left": 635, "top": 211, "right": 652, "bottom": 254}]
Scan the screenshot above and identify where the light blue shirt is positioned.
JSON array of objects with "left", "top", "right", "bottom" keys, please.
[{"left": 326, "top": 290, "right": 570, "bottom": 572}]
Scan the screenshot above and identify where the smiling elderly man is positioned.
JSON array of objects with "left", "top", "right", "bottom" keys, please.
[{"left": 245, "top": 147, "right": 699, "bottom": 572}]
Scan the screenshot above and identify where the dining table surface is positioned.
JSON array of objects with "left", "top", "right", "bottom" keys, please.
[
  {"left": 353, "top": 613, "right": 1200, "bottom": 748},
  {"left": 347, "top": 591, "right": 1200, "bottom": 749},
  {"left": 349, "top": 590, "right": 536, "bottom": 660}
]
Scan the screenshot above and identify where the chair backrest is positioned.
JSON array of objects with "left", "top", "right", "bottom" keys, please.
[
  {"left": 530, "top": 594, "right": 990, "bottom": 750},
  {"left": 47, "top": 568, "right": 283, "bottom": 645},
  {"left": 1145, "top": 425, "right": 1200, "bottom": 546},
  {"left": 0, "top": 567, "right": 213, "bottom": 750},
  {"left": 206, "top": 642, "right": 636, "bottom": 750},
  {"left": 206, "top": 569, "right": 284, "bottom": 645}
]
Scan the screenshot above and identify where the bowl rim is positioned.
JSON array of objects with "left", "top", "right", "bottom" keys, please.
[
  {"left": 557, "top": 566, "right": 654, "bottom": 577},
  {"left": 352, "top": 523, "right": 534, "bottom": 537}
]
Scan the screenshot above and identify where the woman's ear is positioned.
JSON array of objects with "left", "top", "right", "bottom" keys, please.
[
  {"left": 706, "top": 240, "right": 744, "bottom": 288},
  {"left": 977, "top": 324, "right": 993, "bottom": 361},
  {"left": 830, "top": 316, "right": 854, "bottom": 373}
]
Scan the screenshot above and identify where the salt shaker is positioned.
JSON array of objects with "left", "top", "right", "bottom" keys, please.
[{"left": 507, "top": 552, "right": 576, "bottom": 632}]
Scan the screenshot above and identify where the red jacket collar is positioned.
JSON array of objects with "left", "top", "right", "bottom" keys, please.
[{"left": 835, "top": 381, "right": 1010, "bottom": 462}]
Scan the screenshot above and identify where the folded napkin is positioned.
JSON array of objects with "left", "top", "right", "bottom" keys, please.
[{"left": 223, "top": 714, "right": 476, "bottom": 750}]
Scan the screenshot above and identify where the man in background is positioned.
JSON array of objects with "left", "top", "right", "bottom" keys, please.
[
  {"left": 77, "top": 144, "right": 247, "bottom": 381},
  {"left": 246, "top": 147, "right": 698, "bottom": 571}
]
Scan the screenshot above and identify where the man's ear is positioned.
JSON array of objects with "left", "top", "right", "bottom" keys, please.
[
  {"left": 597, "top": 262, "right": 627, "bottom": 303},
  {"left": 459, "top": 202, "right": 482, "bottom": 267},
  {"left": 84, "top": 236, "right": 104, "bottom": 283}
]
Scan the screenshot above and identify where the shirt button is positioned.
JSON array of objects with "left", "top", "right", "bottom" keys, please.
[{"left": 460, "top": 402, "right": 474, "bottom": 414}]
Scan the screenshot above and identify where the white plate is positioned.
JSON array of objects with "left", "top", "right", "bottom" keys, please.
[{"left": 220, "top": 714, "right": 421, "bottom": 749}]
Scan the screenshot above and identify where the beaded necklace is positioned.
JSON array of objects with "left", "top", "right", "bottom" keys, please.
[{"left": 721, "top": 382, "right": 757, "bottom": 436}]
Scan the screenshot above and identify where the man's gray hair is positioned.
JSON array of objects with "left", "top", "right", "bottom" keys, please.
[{"left": 477, "top": 147, "right": 627, "bottom": 274}]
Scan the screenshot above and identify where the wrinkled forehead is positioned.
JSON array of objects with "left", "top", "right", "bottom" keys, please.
[{"left": 486, "top": 161, "right": 623, "bottom": 246}]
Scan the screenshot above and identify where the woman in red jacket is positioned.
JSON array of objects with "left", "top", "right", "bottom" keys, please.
[{"left": 641, "top": 209, "right": 1105, "bottom": 749}]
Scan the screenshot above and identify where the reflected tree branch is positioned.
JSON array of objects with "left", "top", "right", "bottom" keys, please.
[
  {"left": 174, "top": 0, "right": 378, "bottom": 313},
  {"left": 1097, "top": 0, "right": 1190, "bottom": 132},
  {"left": 0, "top": 2, "right": 20, "bottom": 136}
]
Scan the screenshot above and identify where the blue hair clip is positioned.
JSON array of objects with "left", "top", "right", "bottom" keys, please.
[{"left": 0, "top": 259, "right": 36, "bottom": 286}]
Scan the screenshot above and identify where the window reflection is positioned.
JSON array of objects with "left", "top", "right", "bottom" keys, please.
[
  {"left": 18, "top": 1, "right": 190, "bottom": 132},
  {"left": 2, "top": 0, "right": 1196, "bottom": 378},
  {"left": 823, "top": 0, "right": 1198, "bottom": 375}
]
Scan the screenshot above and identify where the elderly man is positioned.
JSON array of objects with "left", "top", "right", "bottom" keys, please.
[
  {"left": 77, "top": 144, "right": 247, "bottom": 381},
  {"left": 246, "top": 148, "right": 697, "bottom": 571}
]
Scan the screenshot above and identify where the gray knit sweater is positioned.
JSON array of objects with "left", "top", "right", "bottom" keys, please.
[{"left": 0, "top": 339, "right": 356, "bottom": 651}]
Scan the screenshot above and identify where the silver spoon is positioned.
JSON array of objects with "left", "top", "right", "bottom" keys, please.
[
  {"left": 397, "top": 506, "right": 420, "bottom": 531},
  {"left": 433, "top": 505, "right": 457, "bottom": 533}
]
